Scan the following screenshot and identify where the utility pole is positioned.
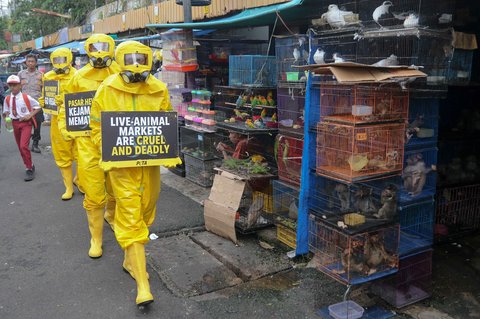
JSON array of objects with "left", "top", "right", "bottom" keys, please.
[{"left": 182, "top": 0, "right": 195, "bottom": 88}]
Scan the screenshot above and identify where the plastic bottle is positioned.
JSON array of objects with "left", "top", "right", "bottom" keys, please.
[{"left": 4, "top": 117, "right": 13, "bottom": 133}]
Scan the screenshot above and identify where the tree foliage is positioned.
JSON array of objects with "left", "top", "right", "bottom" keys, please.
[{"left": 9, "top": 0, "right": 107, "bottom": 41}]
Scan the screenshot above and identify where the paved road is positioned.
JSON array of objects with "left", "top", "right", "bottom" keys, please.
[{"left": 0, "top": 127, "right": 207, "bottom": 319}]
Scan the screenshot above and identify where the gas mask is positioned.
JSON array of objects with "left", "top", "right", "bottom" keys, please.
[
  {"left": 84, "top": 34, "right": 115, "bottom": 69},
  {"left": 50, "top": 48, "right": 72, "bottom": 75},
  {"left": 115, "top": 41, "right": 153, "bottom": 84}
]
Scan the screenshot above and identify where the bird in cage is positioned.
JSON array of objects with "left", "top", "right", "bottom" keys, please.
[
  {"left": 313, "top": 48, "right": 326, "bottom": 64},
  {"left": 293, "top": 47, "right": 301, "bottom": 62},
  {"left": 393, "top": 11, "right": 419, "bottom": 28},
  {"left": 372, "top": 54, "right": 399, "bottom": 67},
  {"left": 321, "top": 4, "right": 355, "bottom": 29},
  {"left": 267, "top": 92, "right": 275, "bottom": 106},
  {"left": 402, "top": 153, "right": 435, "bottom": 197},
  {"left": 372, "top": 1, "right": 394, "bottom": 29},
  {"left": 333, "top": 53, "right": 345, "bottom": 63}
]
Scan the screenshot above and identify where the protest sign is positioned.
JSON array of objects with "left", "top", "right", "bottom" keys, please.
[
  {"left": 100, "top": 111, "right": 178, "bottom": 169},
  {"left": 43, "top": 80, "right": 59, "bottom": 115},
  {"left": 65, "top": 91, "right": 96, "bottom": 136}
]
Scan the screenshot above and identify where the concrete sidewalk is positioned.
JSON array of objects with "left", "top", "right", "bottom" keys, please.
[{"left": 150, "top": 168, "right": 480, "bottom": 319}]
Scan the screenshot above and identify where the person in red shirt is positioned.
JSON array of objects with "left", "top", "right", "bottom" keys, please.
[
  {"left": 216, "top": 131, "right": 249, "bottom": 159},
  {"left": 2, "top": 75, "right": 41, "bottom": 181}
]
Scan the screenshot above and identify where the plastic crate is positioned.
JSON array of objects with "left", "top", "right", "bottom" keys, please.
[
  {"left": 276, "top": 134, "right": 303, "bottom": 186},
  {"left": 316, "top": 122, "right": 406, "bottom": 183},
  {"left": 405, "top": 98, "right": 440, "bottom": 147},
  {"left": 435, "top": 184, "right": 480, "bottom": 238},
  {"left": 371, "top": 249, "right": 433, "bottom": 308},
  {"left": 277, "top": 87, "right": 306, "bottom": 137},
  {"left": 184, "top": 154, "right": 221, "bottom": 187},
  {"left": 229, "top": 55, "right": 277, "bottom": 87},
  {"left": 319, "top": 84, "right": 409, "bottom": 125},
  {"left": 447, "top": 49, "right": 474, "bottom": 84},
  {"left": 399, "top": 200, "right": 435, "bottom": 256},
  {"left": 277, "top": 224, "right": 297, "bottom": 249},
  {"left": 309, "top": 214, "right": 400, "bottom": 285},
  {"left": 328, "top": 300, "right": 364, "bottom": 319},
  {"left": 253, "top": 185, "right": 273, "bottom": 214}
]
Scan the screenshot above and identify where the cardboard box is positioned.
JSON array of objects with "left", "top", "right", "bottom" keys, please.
[{"left": 204, "top": 169, "right": 246, "bottom": 244}]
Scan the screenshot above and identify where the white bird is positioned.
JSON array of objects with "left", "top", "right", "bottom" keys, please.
[
  {"left": 438, "top": 13, "right": 452, "bottom": 24},
  {"left": 313, "top": 48, "right": 326, "bottom": 64},
  {"left": 373, "top": 1, "right": 394, "bottom": 28},
  {"left": 372, "top": 54, "right": 399, "bottom": 67},
  {"left": 321, "top": 4, "right": 353, "bottom": 29},
  {"left": 302, "top": 49, "right": 310, "bottom": 62},
  {"left": 333, "top": 53, "right": 345, "bottom": 63},
  {"left": 293, "top": 47, "right": 301, "bottom": 62},
  {"left": 403, "top": 13, "right": 419, "bottom": 28}
]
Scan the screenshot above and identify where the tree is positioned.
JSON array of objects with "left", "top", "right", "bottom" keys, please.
[{"left": 9, "top": 0, "right": 107, "bottom": 41}]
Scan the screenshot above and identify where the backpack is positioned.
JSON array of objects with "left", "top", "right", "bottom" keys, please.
[{"left": 5, "top": 93, "right": 37, "bottom": 128}]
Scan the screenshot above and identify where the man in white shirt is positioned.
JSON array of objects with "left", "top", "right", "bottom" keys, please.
[{"left": 2, "top": 75, "right": 41, "bottom": 181}]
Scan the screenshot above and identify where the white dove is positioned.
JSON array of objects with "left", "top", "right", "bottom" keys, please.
[
  {"left": 293, "top": 47, "right": 301, "bottom": 62},
  {"left": 403, "top": 12, "right": 419, "bottom": 28},
  {"left": 333, "top": 53, "right": 345, "bottom": 63},
  {"left": 373, "top": 1, "right": 394, "bottom": 28},
  {"left": 313, "top": 48, "right": 326, "bottom": 64},
  {"left": 321, "top": 4, "right": 353, "bottom": 29},
  {"left": 372, "top": 54, "right": 399, "bottom": 67}
]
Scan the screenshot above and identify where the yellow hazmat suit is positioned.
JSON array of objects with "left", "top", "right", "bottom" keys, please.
[
  {"left": 58, "top": 34, "right": 121, "bottom": 258},
  {"left": 90, "top": 41, "right": 178, "bottom": 307},
  {"left": 39, "top": 48, "right": 77, "bottom": 200}
]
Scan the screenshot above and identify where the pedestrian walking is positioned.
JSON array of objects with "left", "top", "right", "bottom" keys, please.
[
  {"left": 58, "top": 34, "right": 121, "bottom": 258},
  {"left": 18, "top": 53, "right": 44, "bottom": 153},
  {"left": 90, "top": 41, "right": 177, "bottom": 307},
  {"left": 39, "top": 48, "right": 78, "bottom": 200},
  {"left": 2, "top": 75, "right": 41, "bottom": 181}
]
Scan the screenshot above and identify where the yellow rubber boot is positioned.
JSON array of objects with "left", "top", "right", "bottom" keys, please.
[
  {"left": 104, "top": 198, "right": 115, "bottom": 231},
  {"left": 126, "top": 243, "right": 154, "bottom": 306},
  {"left": 73, "top": 173, "right": 85, "bottom": 194},
  {"left": 59, "top": 166, "right": 74, "bottom": 200},
  {"left": 86, "top": 208, "right": 104, "bottom": 258},
  {"left": 123, "top": 250, "right": 149, "bottom": 280}
]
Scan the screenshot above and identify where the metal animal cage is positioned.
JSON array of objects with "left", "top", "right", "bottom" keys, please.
[
  {"left": 272, "top": 179, "right": 300, "bottom": 229},
  {"left": 316, "top": 122, "right": 406, "bottom": 182},
  {"left": 447, "top": 49, "right": 474, "bottom": 84},
  {"left": 184, "top": 154, "right": 222, "bottom": 187},
  {"left": 276, "top": 134, "right": 303, "bottom": 186},
  {"left": 161, "top": 29, "right": 198, "bottom": 72},
  {"left": 319, "top": 84, "right": 409, "bottom": 125},
  {"left": 277, "top": 87, "right": 306, "bottom": 137},
  {"left": 356, "top": 29, "right": 453, "bottom": 91},
  {"left": 229, "top": 55, "right": 277, "bottom": 87},
  {"left": 310, "top": 30, "right": 359, "bottom": 64},
  {"left": 309, "top": 214, "right": 400, "bottom": 285},
  {"left": 405, "top": 98, "right": 440, "bottom": 147},
  {"left": 180, "top": 126, "right": 222, "bottom": 161},
  {"left": 398, "top": 200, "right": 435, "bottom": 256},
  {"left": 275, "top": 35, "right": 308, "bottom": 83},
  {"left": 371, "top": 249, "right": 432, "bottom": 308},
  {"left": 435, "top": 184, "right": 480, "bottom": 238}
]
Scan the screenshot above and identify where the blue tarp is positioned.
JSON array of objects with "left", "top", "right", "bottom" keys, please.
[
  {"left": 43, "top": 41, "right": 86, "bottom": 54},
  {"left": 146, "top": 0, "right": 304, "bottom": 30},
  {"left": 35, "top": 37, "right": 43, "bottom": 49}
]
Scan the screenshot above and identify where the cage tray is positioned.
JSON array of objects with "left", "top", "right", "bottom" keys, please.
[
  {"left": 320, "top": 215, "right": 396, "bottom": 236},
  {"left": 320, "top": 262, "right": 398, "bottom": 286},
  {"left": 216, "top": 121, "right": 278, "bottom": 135}
]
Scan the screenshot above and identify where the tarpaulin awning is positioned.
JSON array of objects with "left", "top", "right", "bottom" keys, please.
[
  {"left": 43, "top": 41, "right": 86, "bottom": 54},
  {"left": 146, "top": 0, "right": 312, "bottom": 30}
]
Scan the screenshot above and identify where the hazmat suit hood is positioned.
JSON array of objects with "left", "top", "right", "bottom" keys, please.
[
  {"left": 51, "top": 48, "right": 74, "bottom": 75},
  {"left": 104, "top": 41, "right": 164, "bottom": 95},
  {"left": 84, "top": 33, "right": 115, "bottom": 68}
]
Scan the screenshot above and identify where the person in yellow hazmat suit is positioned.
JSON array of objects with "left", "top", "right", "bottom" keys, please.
[
  {"left": 57, "top": 34, "right": 121, "bottom": 259},
  {"left": 90, "top": 41, "right": 181, "bottom": 307},
  {"left": 38, "top": 48, "right": 77, "bottom": 200}
]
